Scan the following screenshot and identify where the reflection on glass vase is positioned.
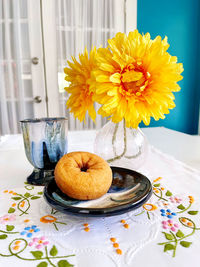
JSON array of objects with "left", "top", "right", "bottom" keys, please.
[{"left": 94, "top": 120, "right": 149, "bottom": 170}]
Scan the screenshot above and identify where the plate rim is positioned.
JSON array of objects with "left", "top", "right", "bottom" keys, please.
[{"left": 43, "top": 166, "right": 152, "bottom": 216}]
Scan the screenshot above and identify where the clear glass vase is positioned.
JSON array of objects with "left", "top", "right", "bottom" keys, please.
[{"left": 94, "top": 120, "right": 149, "bottom": 170}]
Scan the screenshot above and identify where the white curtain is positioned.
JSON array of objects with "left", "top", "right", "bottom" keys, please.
[
  {"left": 56, "top": 0, "right": 125, "bottom": 130},
  {"left": 0, "top": 0, "right": 125, "bottom": 134},
  {"left": 0, "top": 0, "right": 33, "bottom": 135}
]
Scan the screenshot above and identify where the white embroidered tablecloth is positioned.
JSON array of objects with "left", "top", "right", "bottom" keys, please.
[{"left": 0, "top": 134, "right": 200, "bottom": 267}]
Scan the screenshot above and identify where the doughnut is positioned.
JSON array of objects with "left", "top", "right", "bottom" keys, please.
[{"left": 54, "top": 151, "right": 112, "bottom": 200}]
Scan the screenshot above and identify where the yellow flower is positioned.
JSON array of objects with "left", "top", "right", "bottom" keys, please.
[
  {"left": 90, "top": 30, "right": 183, "bottom": 128},
  {"left": 64, "top": 48, "right": 97, "bottom": 122}
]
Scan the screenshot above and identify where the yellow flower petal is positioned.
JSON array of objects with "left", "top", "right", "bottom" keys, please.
[
  {"left": 64, "top": 47, "right": 97, "bottom": 122},
  {"left": 110, "top": 73, "right": 121, "bottom": 83}
]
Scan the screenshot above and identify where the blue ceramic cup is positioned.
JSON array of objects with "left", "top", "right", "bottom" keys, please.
[{"left": 20, "top": 117, "right": 68, "bottom": 185}]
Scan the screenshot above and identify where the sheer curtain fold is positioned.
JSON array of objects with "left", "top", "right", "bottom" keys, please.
[
  {"left": 56, "top": 0, "right": 125, "bottom": 130},
  {"left": 0, "top": 0, "right": 31, "bottom": 135}
]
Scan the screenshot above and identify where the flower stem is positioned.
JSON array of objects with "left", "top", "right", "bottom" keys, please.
[
  {"left": 17, "top": 197, "right": 30, "bottom": 216},
  {"left": 135, "top": 210, "right": 145, "bottom": 216},
  {"left": 153, "top": 189, "right": 168, "bottom": 201},
  {"left": 112, "top": 123, "right": 119, "bottom": 157},
  {"left": 107, "top": 120, "right": 127, "bottom": 163},
  {"left": 4, "top": 238, "right": 75, "bottom": 261},
  {"left": 170, "top": 231, "right": 178, "bottom": 257},
  {"left": 158, "top": 220, "right": 196, "bottom": 246},
  {"left": 0, "top": 230, "right": 19, "bottom": 234},
  {"left": 176, "top": 203, "right": 192, "bottom": 214},
  {"left": 53, "top": 222, "right": 59, "bottom": 231},
  {"left": 45, "top": 246, "right": 56, "bottom": 267}
]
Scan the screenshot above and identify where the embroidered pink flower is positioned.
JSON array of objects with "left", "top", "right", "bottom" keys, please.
[
  {"left": 0, "top": 214, "right": 16, "bottom": 224},
  {"left": 162, "top": 219, "right": 179, "bottom": 232},
  {"left": 169, "top": 196, "right": 182, "bottom": 203},
  {"left": 29, "top": 236, "right": 49, "bottom": 249}
]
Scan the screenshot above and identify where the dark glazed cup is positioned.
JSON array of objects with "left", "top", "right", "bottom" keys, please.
[{"left": 20, "top": 117, "right": 68, "bottom": 185}]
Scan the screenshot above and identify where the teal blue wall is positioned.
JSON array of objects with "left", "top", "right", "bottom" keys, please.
[{"left": 137, "top": 0, "right": 200, "bottom": 134}]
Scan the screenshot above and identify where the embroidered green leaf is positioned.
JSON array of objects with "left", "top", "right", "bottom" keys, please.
[
  {"left": 162, "top": 232, "right": 173, "bottom": 240},
  {"left": 31, "top": 196, "right": 40, "bottom": 200},
  {"left": 165, "top": 190, "right": 172, "bottom": 196},
  {"left": 176, "top": 230, "right": 184, "bottom": 238},
  {"left": 188, "top": 211, "right": 198, "bottom": 215},
  {"left": 37, "top": 192, "right": 43, "bottom": 195},
  {"left": 37, "top": 262, "right": 48, "bottom": 267},
  {"left": 164, "top": 244, "right": 175, "bottom": 252},
  {"left": 0, "top": 234, "right": 7, "bottom": 239},
  {"left": 11, "top": 197, "right": 21, "bottom": 200},
  {"left": 177, "top": 204, "right": 185, "bottom": 210},
  {"left": 31, "top": 251, "right": 43, "bottom": 259},
  {"left": 6, "top": 225, "right": 14, "bottom": 231},
  {"left": 58, "top": 260, "right": 74, "bottom": 267},
  {"left": 24, "top": 192, "right": 31, "bottom": 198},
  {"left": 50, "top": 245, "right": 58, "bottom": 256},
  {"left": 8, "top": 207, "right": 15, "bottom": 213},
  {"left": 153, "top": 183, "right": 160, "bottom": 187},
  {"left": 180, "top": 241, "right": 192, "bottom": 248}
]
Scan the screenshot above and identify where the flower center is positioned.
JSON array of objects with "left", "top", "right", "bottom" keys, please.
[{"left": 120, "top": 64, "right": 150, "bottom": 97}]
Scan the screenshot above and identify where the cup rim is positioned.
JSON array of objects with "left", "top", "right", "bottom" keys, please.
[{"left": 20, "top": 117, "right": 68, "bottom": 123}]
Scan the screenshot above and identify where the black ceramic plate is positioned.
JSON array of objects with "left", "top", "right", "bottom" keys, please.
[{"left": 43, "top": 166, "right": 152, "bottom": 217}]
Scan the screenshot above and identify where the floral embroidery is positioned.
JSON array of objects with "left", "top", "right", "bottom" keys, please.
[
  {"left": 29, "top": 236, "right": 49, "bottom": 249},
  {"left": 0, "top": 214, "right": 16, "bottom": 224},
  {"left": 160, "top": 209, "right": 176, "bottom": 219},
  {"left": 162, "top": 220, "right": 179, "bottom": 232},
  {"left": 0, "top": 237, "right": 75, "bottom": 266},
  {"left": 110, "top": 237, "right": 122, "bottom": 255},
  {"left": 179, "top": 217, "right": 195, "bottom": 228},
  {"left": 135, "top": 203, "right": 157, "bottom": 219},
  {"left": 156, "top": 184, "right": 200, "bottom": 257},
  {"left": 83, "top": 223, "right": 90, "bottom": 232},
  {"left": 143, "top": 204, "right": 157, "bottom": 211},
  {"left": 0, "top": 224, "right": 19, "bottom": 239},
  {"left": 20, "top": 225, "right": 40, "bottom": 237},
  {"left": 120, "top": 219, "right": 130, "bottom": 229},
  {"left": 169, "top": 196, "right": 182, "bottom": 204},
  {"left": 12, "top": 240, "right": 23, "bottom": 251},
  {"left": 4, "top": 186, "right": 42, "bottom": 216},
  {"left": 40, "top": 215, "right": 57, "bottom": 223},
  {"left": 157, "top": 200, "right": 170, "bottom": 208},
  {"left": 176, "top": 196, "right": 196, "bottom": 214},
  {"left": 153, "top": 177, "right": 162, "bottom": 183},
  {"left": 188, "top": 196, "right": 194, "bottom": 204},
  {"left": 40, "top": 211, "right": 67, "bottom": 231}
]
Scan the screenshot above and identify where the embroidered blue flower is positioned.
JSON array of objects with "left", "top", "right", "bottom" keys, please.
[
  {"left": 160, "top": 209, "right": 176, "bottom": 219},
  {"left": 20, "top": 225, "right": 40, "bottom": 237}
]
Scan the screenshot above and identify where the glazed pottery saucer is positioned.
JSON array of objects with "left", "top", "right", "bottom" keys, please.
[{"left": 44, "top": 166, "right": 152, "bottom": 217}]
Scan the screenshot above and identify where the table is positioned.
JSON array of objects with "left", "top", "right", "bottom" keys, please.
[
  {"left": 1, "top": 127, "right": 200, "bottom": 189},
  {"left": 0, "top": 127, "right": 200, "bottom": 267}
]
